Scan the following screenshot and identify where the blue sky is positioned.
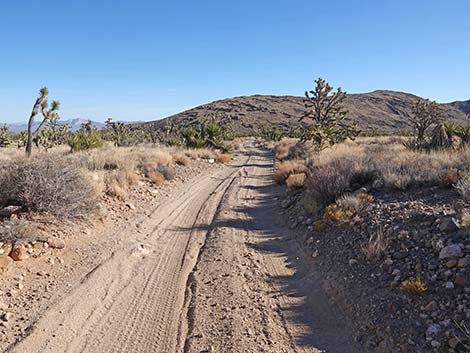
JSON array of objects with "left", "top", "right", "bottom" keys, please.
[{"left": 1, "top": 0, "right": 469, "bottom": 123}]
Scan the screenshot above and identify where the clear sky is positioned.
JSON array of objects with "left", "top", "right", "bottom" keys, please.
[{"left": 1, "top": 0, "right": 469, "bottom": 123}]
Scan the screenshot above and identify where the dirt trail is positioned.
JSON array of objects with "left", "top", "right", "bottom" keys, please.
[{"left": 8, "top": 141, "right": 362, "bottom": 353}]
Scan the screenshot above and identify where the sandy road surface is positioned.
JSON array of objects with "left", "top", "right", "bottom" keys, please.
[{"left": 8, "top": 141, "right": 362, "bottom": 353}]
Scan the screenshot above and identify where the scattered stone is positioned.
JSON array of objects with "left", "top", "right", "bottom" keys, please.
[
  {"left": 47, "top": 237, "right": 65, "bottom": 250},
  {"left": 0, "top": 312, "right": 12, "bottom": 322},
  {"left": 439, "top": 217, "right": 460, "bottom": 232},
  {"left": 455, "top": 273, "right": 470, "bottom": 287},
  {"left": 9, "top": 244, "right": 29, "bottom": 261},
  {"left": 439, "top": 244, "right": 463, "bottom": 260},
  {"left": 445, "top": 281, "right": 454, "bottom": 289},
  {"left": 426, "top": 323, "right": 441, "bottom": 336},
  {"left": 349, "top": 259, "right": 358, "bottom": 266}
]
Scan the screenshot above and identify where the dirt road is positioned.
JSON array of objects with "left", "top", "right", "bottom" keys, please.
[{"left": 9, "top": 141, "right": 362, "bottom": 353}]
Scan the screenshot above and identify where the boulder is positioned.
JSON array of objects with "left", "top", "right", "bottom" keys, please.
[{"left": 439, "top": 244, "right": 463, "bottom": 260}]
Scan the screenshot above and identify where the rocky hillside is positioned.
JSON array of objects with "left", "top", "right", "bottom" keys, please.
[{"left": 138, "top": 90, "right": 469, "bottom": 134}]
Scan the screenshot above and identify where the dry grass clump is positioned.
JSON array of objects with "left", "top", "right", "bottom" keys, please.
[
  {"left": 172, "top": 153, "right": 191, "bottom": 166},
  {"left": 401, "top": 278, "right": 428, "bottom": 296},
  {"left": 303, "top": 164, "right": 351, "bottom": 212},
  {"left": 303, "top": 139, "right": 470, "bottom": 210},
  {"left": 455, "top": 176, "right": 470, "bottom": 202},
  {"left": 146, "top": 171, "right": 166, "bottom": 186},
  {"left": 217, "top": 154, "right": 232, "bottom": 163},
  {"left": 337, "top": 193, "right": 374, "bottom": 214},
  {"left": 0, "top": 218, "right": 35, "bottom": 243},
  {"left": 362, "top": 226, "right": 389, "bottom": 261},
  {"left": 286, "top": 173, "right": 306, "bottom": 189},
  {"left": 274, "top": 140, "right": 310, "bottom": 161},
  {"left": 185, "top": 148, "right": 216, "bottom": 160},
  {"left": 0, "top": 157, "right": 97, "bottom": 218},
  {"left": 274, "top": 160, "right": 307, "bottom": 185}
]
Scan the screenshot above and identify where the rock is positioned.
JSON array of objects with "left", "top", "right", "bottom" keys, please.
[
  {"left": 0, "top": 205, "right": 22, "bottom": 218},
  {"left": 352, "top": 187, "right": 368, "bottom": 196},
  {"left": 0, "top": 242, "right": 13, "bottom": 256},
  {"left": 9, "top": 244, "right": 29, "bottom": 261},
  {"left": 126, "top": 203, "right": 136, "bottom": 210},
  {"left": 439, "top": 244, "right": 463, "bottom": 260},
  {"left": 13, "top": 274, "right": 24, "bottom": 281},
  {"left": 446, "top": 260, "right": 458, "bottom": 268},
  {"left": 47, "top": 237, "right": 65, "bottom": 250},
  {"left": 430, "top": 340, "right": 440, "bottom": 348},
  {"left": 426, "top": 323, "right": 441, "bottom": 336},
  {"left": 281, "top": 198, "right": 293, "bottom": 209},
  {"left": 439, "top": 217, "right": 460, "bottom": 232},
  {"left": 306, "top": 237, "right": 314, "bottom": 246},
  {"left": 208, "top": 158, "right": 215, "bottom": 164},
  {"left": 445, "top": 281, "right": 455, "bottom": 289},
  {"left": 457, "top": 257, "right": 469, "bottom": 268},
  {"left": 349, "top": 259, "right": 358, "bottom": 266},
  {"left": 455, "top": 273, "right": 470, "bottom": 287},
  {"left": 0, "top": 256, "right": 13, "bottom": 273},
  {"left": 0, "top": 312, "right": 12, "bottom": 322}
]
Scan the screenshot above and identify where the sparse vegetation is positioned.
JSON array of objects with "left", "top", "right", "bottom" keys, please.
[
  {"left": 400, "top": 278, "right": 428, "bottom": 296},
  {"left": 299, "top": 78, "right": 359, "bottom": 152},
  {"left": 273, "top": 160, "right": 307, "bottom": 185},
  {"left": 0, "top": 157, "right": 97, "bottom": 218}
]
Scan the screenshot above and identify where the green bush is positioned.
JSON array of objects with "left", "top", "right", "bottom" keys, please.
[{"left": 67, "top": 131, "right": 104, "bottom": 152}]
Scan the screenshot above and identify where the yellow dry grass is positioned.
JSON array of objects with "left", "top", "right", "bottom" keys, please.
[{"left": 274, "top": 160, "right": 307, "bottom": 185}]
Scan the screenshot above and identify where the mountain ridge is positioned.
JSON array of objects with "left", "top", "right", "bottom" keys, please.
[{"left": 137, "top": 90, "right": 469, "bottom": 134}]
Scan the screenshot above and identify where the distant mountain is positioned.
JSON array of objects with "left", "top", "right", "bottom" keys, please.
[
  {"left": 136, "top": 90, "right": 470, "bottom": 134},
  {"left": 5, "top": 119, "right": 105, "bottom": 133}
]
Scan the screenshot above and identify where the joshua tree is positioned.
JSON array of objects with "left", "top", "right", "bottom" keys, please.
[
  {"left": 105, "top": 118, "right": 130, "bottom": 146},
  {"left": 0, "top": 124, "right": 12, "bottom": 147},
  {"left": 25, "top": 87, "right": 60, "bottom": 156},
  {"left": 299, "top": 78, "right": 359, "bottom": 152},
  {"left": 407, "top": 99, "right": 442, "bottom": 149}
]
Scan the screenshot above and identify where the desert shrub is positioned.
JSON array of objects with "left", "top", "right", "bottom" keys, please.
[
  {"left": 0, "top": 219, "right": 35, "bottom": 243},
  {"left": 172, "top": 153, "right": 191, "bottom": 166},
  {"left": 286, "top": 173, "right": 306, "bottom": 189},
  {"left": 217, "top": 154, "right": 232, "bottom": 163},
  {"left": 303, "top": 164, "right": 350, "bottom": 209},
  {"left": 147, "top": 171, "right": 165, "bottom": 185},
  {"left": 362, "top": 226, "right": 389, "bottom": 261},
  {"left": 274, "top": 141, "right": 294, "bottom": 160},
  {"left": 156, "top": 165, "right": 175, "bottom": 180},
  {"left": 273, "top": 160, "right": 307, "bottom": 184},
  {"left": 0, "top": 157, "right": 97, "bottom": 218},
  {"left": 324, "top": 204, "right": 355, "bottom": 222},
  {"left": 185, "top": 148, "right": 216, "bottom": 160},
  {"left": 67, "top": 130, "right": 104, "bottom": 152},
  {"left": 455, "top": 176, "right": 470, "bottom": 202},
  {"left": 401, "top": 278, "right": 428, "bottom": 296},
  {"left": 337, "top": 193, "right": 374, "bottom": 214},
  {"left": 107, "top": 182, "right": 127, "bottom": 200}
]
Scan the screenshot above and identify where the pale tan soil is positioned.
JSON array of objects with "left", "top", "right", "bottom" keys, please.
[{"left": 5, "top": 140, "right": 364, "bottom": 353}]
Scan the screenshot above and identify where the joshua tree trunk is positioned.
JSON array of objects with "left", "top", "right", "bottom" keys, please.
[{"left": 25, "top": 87, "right": 59, "bottom": 157}]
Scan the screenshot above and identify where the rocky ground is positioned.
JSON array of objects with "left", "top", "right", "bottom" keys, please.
[
  {"left": 279, "top": 184, "right": 470, "bottom": 353},
  {"left": 0, "top": 157, "right": 221, "bottom": 349}
]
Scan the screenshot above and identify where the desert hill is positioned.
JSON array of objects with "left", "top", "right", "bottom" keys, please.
[{"left": 138, "top": 90, "right": 469, "bottom": 134}]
